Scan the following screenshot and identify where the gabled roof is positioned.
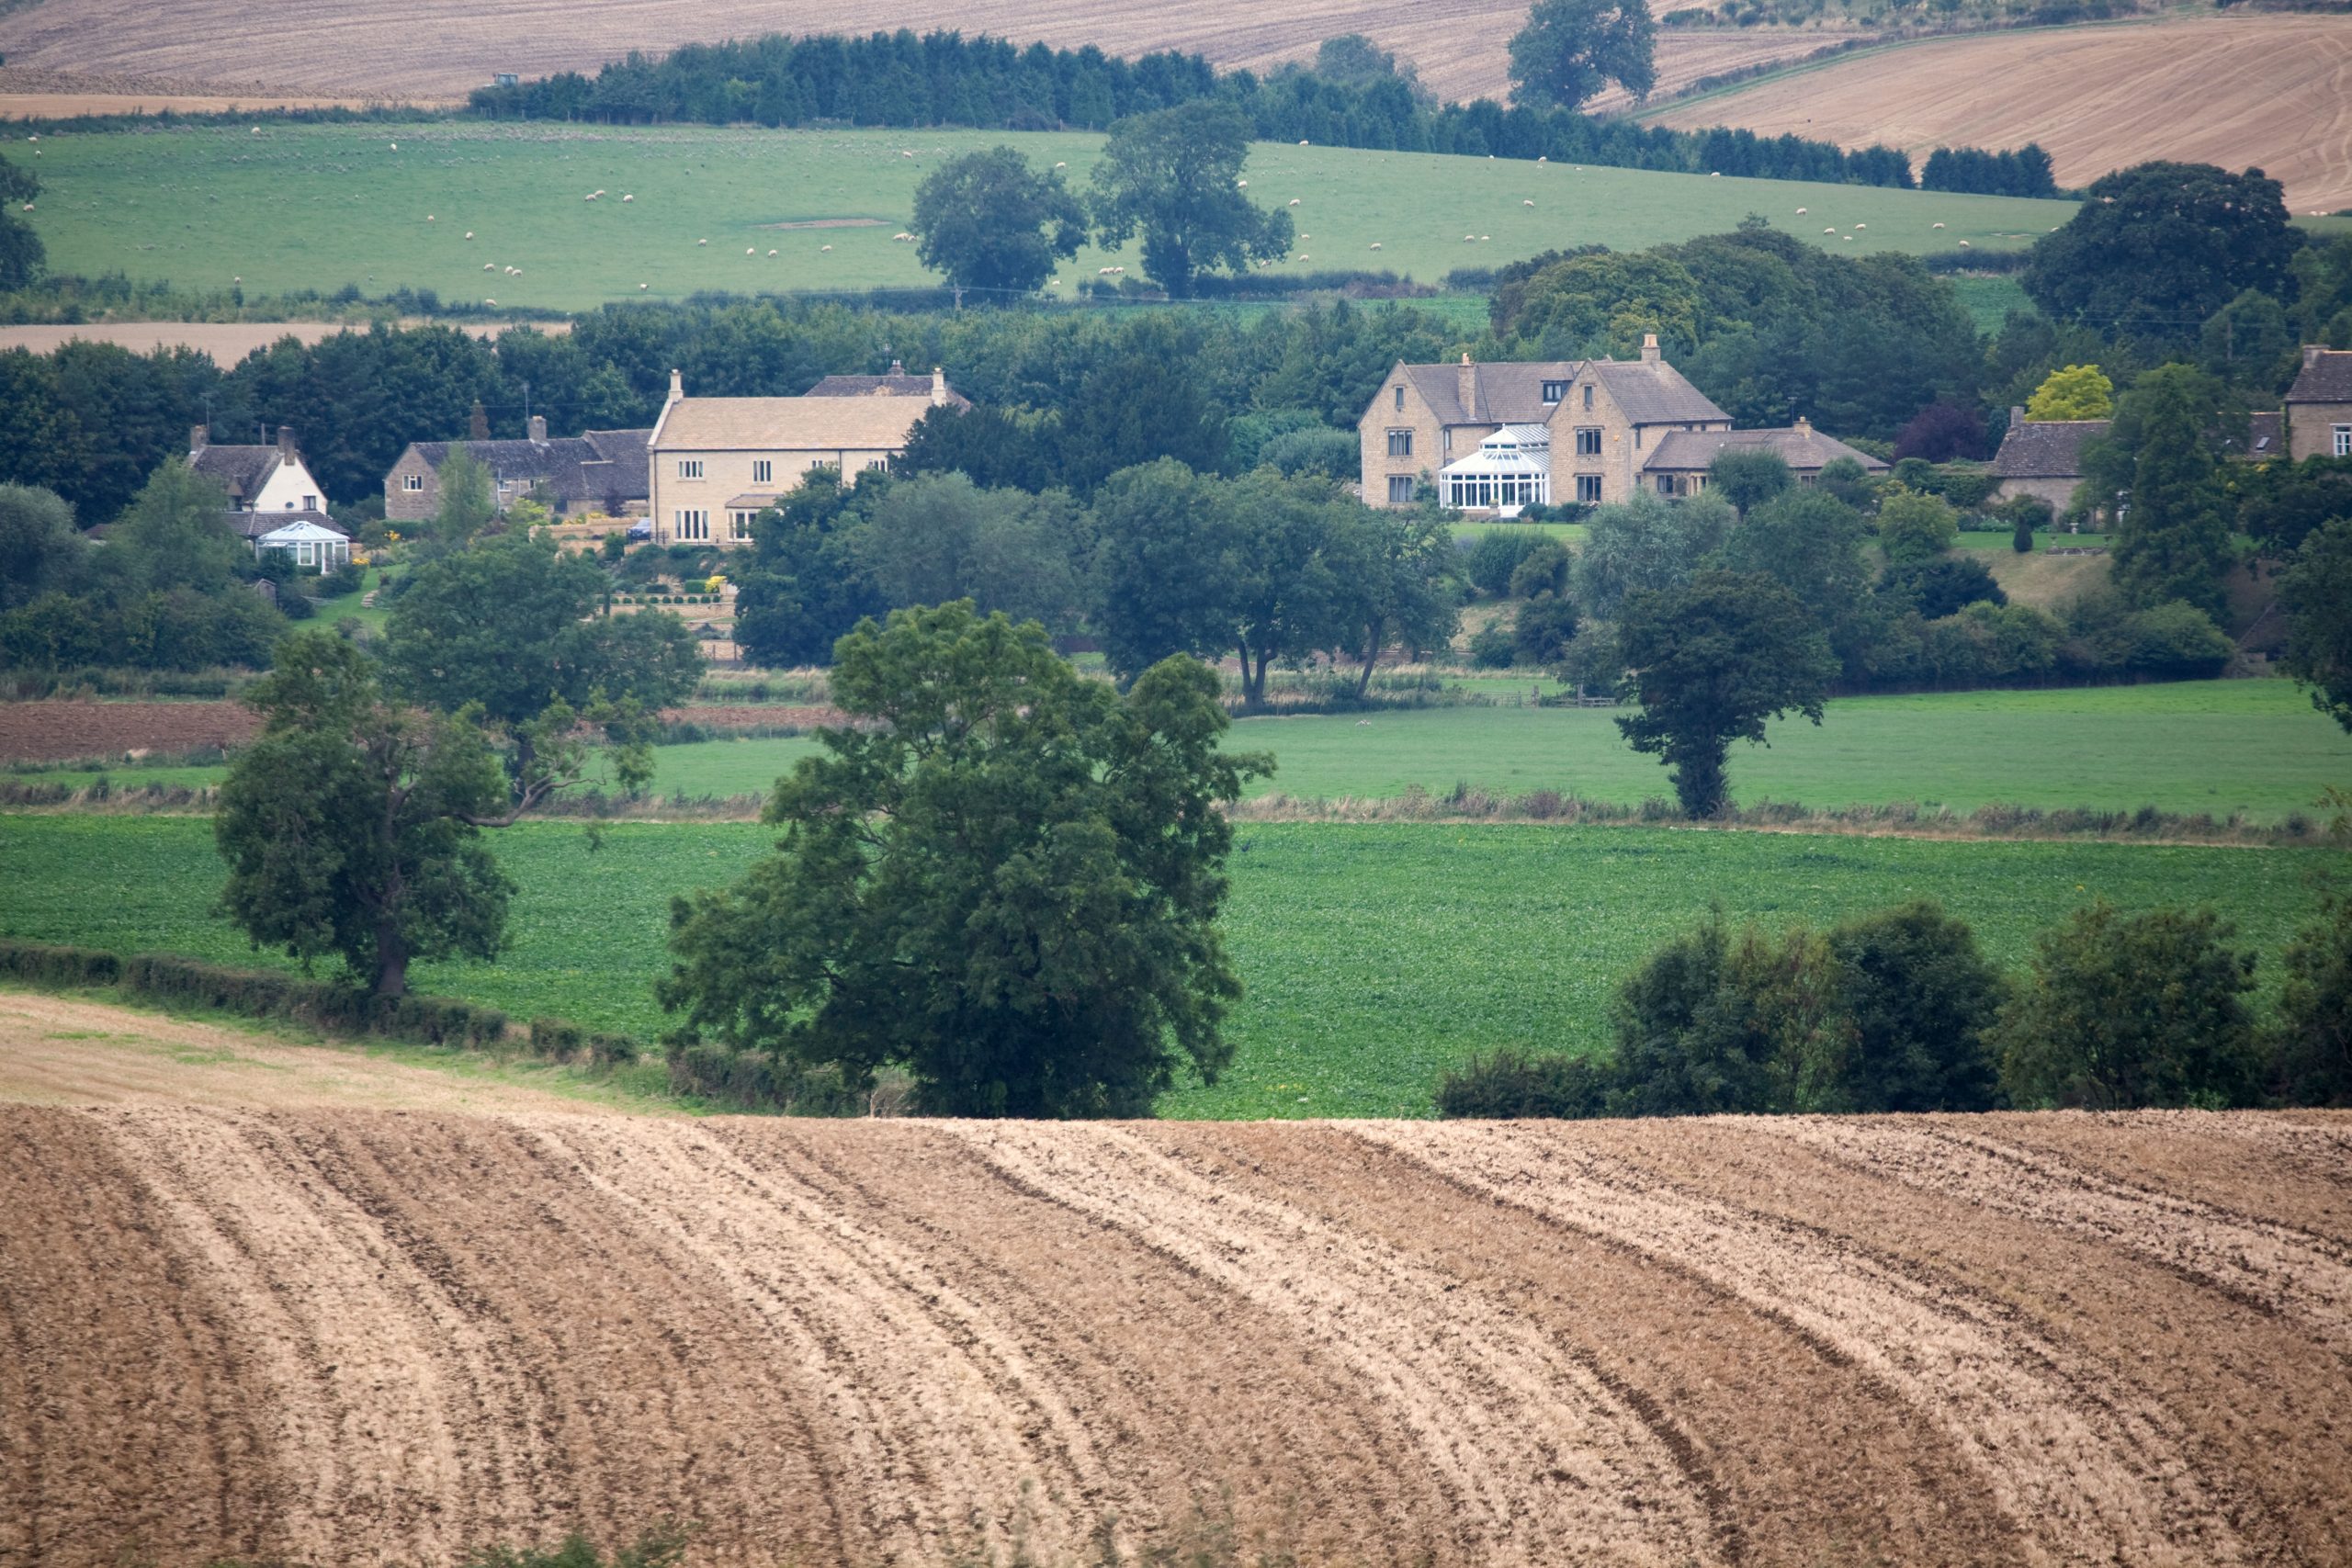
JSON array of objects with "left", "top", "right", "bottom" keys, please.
[
  {"left": 806, "top": 372, "right": 972, "bottom": 411},
  {"left": 1394, "top": 355, "right": 1729, "bottom": 429},
  {"left": 402, "top": 430, "right": 653, "bottom": 505},
  {"left": 2286, "top": 348, "right": 2352, "bottom": 405},
  {"left": 226, "top": 508, "right": 338, "bottom": 539},
  {"left": 1990, "top": 419, "right": 2109, "bottom": 479},
  {"left": 2239, "top": 411, "right": 2284, "bottom": 460},
  {"left": 652, "top": 398, "right": 932, "bottom": 452},
  {"left": 256, "top": 519, "right": 351, "bottom": 544},
  {"left": 190, "top": 445, "right": 284, "bottom": 503},
  {"left": 1645, "top": 424, "right": 1888, "bottom": 474}
]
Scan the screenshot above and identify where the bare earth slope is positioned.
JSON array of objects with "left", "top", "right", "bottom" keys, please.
[
  {"left": 5, "top": 1102, "right": 2348, "bottom": 1566},
  {"left": 1653, "top": 13, "right": 2352, "bottom": 212},
  {"left": 0, "top": 0, "right": 1834, "bottom": 116}
]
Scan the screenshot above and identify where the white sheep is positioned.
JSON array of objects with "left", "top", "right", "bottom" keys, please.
[
  {"left": 1825, "top": 227, "right": 1837, "bottom": 233},
  {"left": 1853, "top": 222, "right": 1865, "bottom": 230},
  {"left": 1931, "top": 221, "right": 1944, "bottom": 229},
  {"left": 251, "top": 126, "right": 260, "bottom": 134},
  {"left": 1236, "top": 178, "right": 1248, "bottom": 187},
  {"left": 1958, "top": 240, "right": 1972, "bottom": 248},
  {"left": 1464, "top": 234, "right": 1476, "bottom": 242},
  {"left": 747, "top": 246, "right": 756, "bottom": 254},
  {"left": 622, "top": 193, "right": 634, "bottom": 202},
  {"left": 232, "top": 274, "right": 241, "bottom": 282},
  {"left": 390, "top": 141, "right": 398, "bottom": 151},
  {"left": 1537, "top": 155, "right": 1547, "bottom": 164},
  {"left": 483, "top": 262, "right": 495, "bottom": 270},
  {"left": 1289, "top": 197, "right": 1300, "bottom": 206},
  {"left": 426, "top": 213, "right": 435, "bottom": 221},
  {"left": 768, "top": 248, "right": 778, "bottom": 256},
  {"left": 639, "top": 282, "right": 649, "bottom": 289},
  {"left": 1054, "top": 161, "right": 1067, "bottom": 168},
  {"left": 1298, "top": 139, "right": 1308, "bottom": 146},
  {"left": 1795, "top": 207, "right": 1806, "bottom": 214},
  {"left": 1297, "top": 254, "right": 1309, "bottom": 261},
  {"left": 697, "top": 237, "right": 707, "bottom": 244},
  {"left": 1370, "top": 242, "right": 1382, "bottom": 250},
  {"left": 1480, "top": 234, "right": 1490, "bottom": 241},
  {"left": 465, "top": 231, "right": 474, "bottom": 239},
  {"left": 485, "top": 298, "right": 498, "bottom": 305},
  {"left": 1099, "top": 266, "right": 1114, "bottom": 275},
  {"left": 1523, "top": 199, "right": 1534, "bottom": 207},
  {"left": 820, "top": 243, "right": 832, "bottom": 252},
  {"left": 900, "top": 150, "right": 914, "bottom": 158},
  {"left": 1710, "top": 171, "right": 1720, "bottom": 177}
]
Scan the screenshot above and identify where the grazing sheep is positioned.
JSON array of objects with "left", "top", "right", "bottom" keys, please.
[
  {"left": 768, "top": 248, "right": 778, "bottom": 256},
  {"left": 1537, "top": 155, "right": 1547, "bottom": 164},
  {"left": 1289, "top": 197, "right": 1300, "bottom": 206},
  {"left": 1959, "top": 240, "right": 1972, "bottom": 248},
  {"left": 1237, "top": 179, "right": 1248, "bottom": 187},
  {"left": 1100, "top": 266, "right": 1114, "bottom": 274},
  {"left": 1795, "top": 207, "right": 1806, "bottom": 214},
  {"left": 484, "top": 262, "right": 494, "bottom": 270},
  {"left": 425, "top": 214, "right": 434, "bottom": 220},
  {"left": 1480, "top": 235, "right": 1489, "bottom": 241},
  {"left": 1825, "top": 227, "right": 1836, "bottom": 233},
  {"left": 252, "top": 126, "right": 260, "bottom": 134},
  {"left": 1370, "top": 242, "right": 1382, "bottom": 250},
  {"left": 639, "top": 283, "right": 649, "bottom": 289},
  {"left": 1054, "top": 161, "right": 1067, "bottom": 168},
  {"left": 1853, "top": 222, "right": 1865, "bottom": 230},
  {"left": 747, "top": 246, "right": 756, "bottom": 254},
  {"left": 901, "top": 150, "right": 914, "bottom": 158},
  {"left": 465, "top": 231, "right": 474, "bottom": 239},
  {"left": 1465, "top": 234, "right": 1477, "bottom": 242},
  {"left": 232, "top": 275, "right": 241, "bottom": 282},
  {"left": 1931, "top": 221, "right": 1944, "bottom": 229},
  {"left": 820, "top": 243, "right": 831, "bottom": 252},
  {"left": 1297, "top": 254, "right": 1309, "bottom": 261},
  {"left": 1709, "top": 171, "right": 1720, "bottom": 177},
  {"left": 390, "top": 141, "right": 398, "bottom": 151},
  {"left": 1299, "top": 233, "right": 1310, "bottom": 240},
  {"left": 485, "top": 298, "right": 497, "bottom": 305},
  {"left": 622, "top": 194, "right": 634, "bottom": 202},
  {"left": 698, "top": 237, "right": 707, "bottom": 244},
  {"left": 1523, "top": 199, "right": 1534, "bottom": 207}
]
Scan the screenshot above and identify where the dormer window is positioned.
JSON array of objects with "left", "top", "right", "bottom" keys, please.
[{"left": 1541, "top": 379, "right": 1567, "bottom": 405}]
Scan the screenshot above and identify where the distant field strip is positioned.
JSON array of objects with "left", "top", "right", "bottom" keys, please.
[
  {"left": 1650, "top": 13, "right": 2352, "bottom": 212},
  {"left": 15, "top": 122, "right": 2072, "bottom": 310},
  {"left": 4, "top": 1104, "right": 2348, "bottom": 1566}
]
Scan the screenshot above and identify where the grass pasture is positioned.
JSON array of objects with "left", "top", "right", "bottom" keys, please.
[
  {"left": 0, "top": 812, "right": 2328, "bottom": 1117},
  {"left": 17, "top": 122, "right": 2077, "bottom": 312}
]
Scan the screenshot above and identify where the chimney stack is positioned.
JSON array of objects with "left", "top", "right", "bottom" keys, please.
[
  {"left": 2009, "top": 404, "right": 2025, "bottom": 431},
  {"left": 2308, "top": 344, "right": 2325, "bottom": 370},
  {"left": 668, "top": 367, "right": 684, "bottom": 403},
  {"left": 1794, "top": 414, "right": 1811, "bottom": 435},
  {"left": 888, "top": 358, "right": 905, "bottom": 376},
  {"left": 931, "top": 366, "right": 948, "bottom": 407},
  {"left": 527, "top": 413, "right": 548, "bottom": 443},
  {"left": 1458, "top": 352, "right": 1477, "bottom": 418},
  {"left": 277, "top": 424, "right": 297, "bottom": 460},
  {"left": 1641, "top": 332, "right": 1660, "bottom": 365},
  {"left": 469, "top": 400, "right": 490, "bottom": 441},
  {"left": 189, "top": 424, "right": 209, "bottom": 454}
]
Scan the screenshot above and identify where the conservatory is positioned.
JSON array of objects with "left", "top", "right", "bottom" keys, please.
[
  {"left": 254, "top": 519, "right": 353, "bottom": 570},
  {"left": 1439, "top": 424, "right": 1551, "bottom": 517}
]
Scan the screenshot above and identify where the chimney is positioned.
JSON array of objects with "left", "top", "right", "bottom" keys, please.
[
  {"left": 888, "top": 358, "right": 905, "bottom": 376},
  {"left": 1641, "top": 332, "right": 1660, "bottom": 365},
  {"left": 2010, "top": 404, "right": 2025, "bottom": 431},
  {"left": 667, "top": 367, "right": 684, "bottom": 403},
  {"left": 527, "top": 413, "right": 548, "bottom": 443},
  {"left": 469, "top": 400, "right": 490, "bottom": 441},
  {"left": 1794, "top": 414, "right": 1811, "bottom": 435},
  {"left": 2308, "top": 344, "right": 2324, "bottom": 370},
  {"left": 1458, "top": 352, "right": 1477, "bottom": 418},
  {"left": 277, "top": 424, "right": 297, "bottom": 460},
  {"left": 931, "top": 366, "right": 948, "bottom": 407},
  {"left": 189, "top": 423, "right": 208, "bottom": 454}
]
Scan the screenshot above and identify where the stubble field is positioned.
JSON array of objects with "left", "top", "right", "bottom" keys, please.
[
  {"left": 13, "top": 122, "right": 2072, "bottom": 310},
  {"left": 5, "top": 1101, "right": 2349, "bottom": 1566},
  {"left": 1649, "top": 12, "right": 2352, "bottom": 213}
]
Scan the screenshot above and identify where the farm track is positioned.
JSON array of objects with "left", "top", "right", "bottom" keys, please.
[{"left": 5, "top": 1106, "right": 2352, "bottom": 1565}]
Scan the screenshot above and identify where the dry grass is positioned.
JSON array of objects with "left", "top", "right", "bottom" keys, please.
[
  {"left": 4, "top": 1100, "right": 2348, "bottom": 1565},
  {"left": 0, "top": 0, "right": 1865, "bottom": 112},
  {"left": 1650, "top": 13, "right": 2352, "bottom": 212}
]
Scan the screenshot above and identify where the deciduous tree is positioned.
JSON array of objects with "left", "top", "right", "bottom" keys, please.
[
  {"left": 659, "top": 602, "right": 1270, "bottom": 1117},
  {"left": 2023, "top": 363, "right": 2113, "bottom": 421},
  {"left": 2279, "top": 517, "right": 2352, "bottom": 732},
  {"left": 1507, "top": 0, "right": 1657, "bottom": 111},
  {"left": 911, "top": 146, "right": 1086, "bottom": 297},
  {"left": 1088, "top": 101, "right": 1294, "bottom": 297}
]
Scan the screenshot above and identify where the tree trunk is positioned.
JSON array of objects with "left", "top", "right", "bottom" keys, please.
[{"left": 373, "top": 917, "right": 410, "bottom": 998}]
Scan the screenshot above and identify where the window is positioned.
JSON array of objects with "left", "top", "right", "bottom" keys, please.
[
  {"left": 1386, "top": 429, "right": 1413, "bottom": 457},
  {"left": 1574, "top": 427, "right": 1601, "bottom": 457},
  {"left": 1394, "top": 386, "right": 1406, "bottom": 412},
  {"left": 1634, "top": 428, "right": 1643, "bottom": 450},
  {"left": 402, "top": 473, "right": 424, "bottom": 491},
  {"left": 302, "top": 494, "right": 317, "bottom": 511},
  {"left": 865, "top": 457, "right": 888, "bottom": 471},
  {"left": 1576, "top": 475, "right": 1602, "bottom": 504},
  {"left": 729, "top": 510, "right": 757, "bottom": 540},
  {"left": 1387, "top": 476, "right": 1417, "bottom": 503},
  {"left": 2337, "top": 424, "right": 2351, "bottom": 457},
  {"left": 674, "top": 508, "right": 709, "bottom": 542},
  {"left": 1541, "top": 379, "right": 1568, "bottom": 405},
  {"left": 1582, "top": 385, "right": 1594, "bottom": 410},
  {"left": 677, "top": 458, "right": 704, "bottom": 479},
  {"left": 1657, "top": 476, "right": 1675, "bottom": 495},
  {"left": 1442, "top": 429, "right": 1453, "bottom": 454},
  {"left": 752, "top": 459, "right": 773, "bottom": 485}
]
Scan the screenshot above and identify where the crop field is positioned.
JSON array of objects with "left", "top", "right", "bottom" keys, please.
[
  {"left": 0, "top": 813, "right": 2326, "bottom": 1116},
  {"left": 1650, "top": 12, "right": 2352, "bottom": 213},
  {"left": 6, "top": 1100, "right": 2350, "bottom": 1565},
  {"left": 15, "top": 122, "right": 2075, "bottom": 311}
]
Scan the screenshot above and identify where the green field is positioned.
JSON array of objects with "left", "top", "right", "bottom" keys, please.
[
  {"left": 15, "top": 678, "right": 2350, "bottom": 820},
  {"left": 19, "top": 122, "right": 2077, "bottom": 311},
  {"left": 0, "top": 813, "right": 2326, "bottom": 1116}
]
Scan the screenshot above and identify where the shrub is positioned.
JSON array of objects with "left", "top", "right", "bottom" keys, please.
[
  {"left": 1435, "top": 1049, "right": 1614, "bottom": 1117},
  {"left": 1814, "top": 902, "right": 2005, "bottom": 1111},
  {"left": 1605, "top": 911, "right": 1782, "bottom": 1116},
  {"left": 1993, "top": 901, "right": 2262, "bottom": 1110},
  {"left": 1507, "top": 538, "right": 1571, "bottom": 600},
  {"left": 2265, "top": 897, "right": 2352, "bottom": 1107},
  {"left": 1875, "top": 487, "right": 1961, "bottom": 564},
  {"left": 664, "top": 1039, "right": 869, "bottom": 1114},
  {"left": 1878, "top": 556, "right": 2005, "bottom": 619},
  {"left": 1466, "top": 621, "right": 1518, "bottom": 668},
  {"left": 0, "top": 938, "right": 120, "bottom": 988},
  {"left": 1466, "top": 528, "right": 1545, "bottom": 598},
  {"left": 1513, "top": 592, "right": 1579, "bottom": 665}
]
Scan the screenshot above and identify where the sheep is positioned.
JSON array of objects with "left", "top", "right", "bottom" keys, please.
[
  {"left": 1523, "top": 199, "right": 1534, "bottom": 207},
  {"left": 1100, "top": 266, "right": 1114, "bottom": 275},
  {"left": 232, "top": 274, "right": 241, "bottom": 282},
  {"left": 251, "top": 126, "right": 260, "bottom": 134},
  {"left": 1480, "top": 235, "right": 1490, "bottom": 242},
  {"left": 698, "top": 237, "right": 707, "bottom": 245},
  {"left": 390, "top": 141, "right": 398, "bottom": 151},
  {"left": 465, "top": 230, "right": 475, "bottom": 239},
  {"left": 747, "top": 246, "right": 757, "bottom": 254},
  {"left": 1298, "top": 139, "right": 1308, "bottom": 145},
  {"left": 1536, "top": 155, "right": 1547, "bottom": 164},
  {"left": 768, "top": 248, "right": 778, "bottom": 256},
  {"left": 1236, "top": 178, "right": 1248, "bottom": 187},
  {"left": 1297, "top": 254, "right": 1309, "bottom": 261},
  {"left": 1370, "top": 242, "right": 1383, "bottom": 250},
  {"left": 1853, "top": 222, "right": 1865, "bottom": 230},
  {"left": 639, "top": 282, "right": 649, "bottom": 289},
  {"left": 1054, "top": 161, "right": 1067, "bottom": 168},
  {"left": 1795, "top": 207, "right": 1806, "bottom": 214},
  {"left": 1709, "top": 171, "right": 1720, "bottom": 177},
  {"left": 1299, "top": 233, "right": 1310, "bottom": 240},
  {"left": 621, "top": 193, "right": 634, "bottom": 202},
  {"left": 901, "top": 150, "right": 914, "bottom": 158},
  {"left": 1825, "top": 227, "right": 1837, "bottom": 233},
  {"left": 820, "top": 243, "right": 832, "bottom": 252},
  {"left": 1958, "top": 239, "right": 1972, "bottom": 248},
  {"left": 425, "top": 214, "right": 435, "bottom": 221},
  {"left": 485, "top": 298, "right": 498, "bottom": 305},
  {"left": 1464, "top": 234, "right": 1477, "bottom": 242},
  {"left": 1931, "top": 221, "right": 1944, "bottom": 230},
  {"left": 484, "top": 262, "right": 495, "bottom": 271},
  {"left": 1289, "top": 197, "right": 1301, "bottom": 206}
]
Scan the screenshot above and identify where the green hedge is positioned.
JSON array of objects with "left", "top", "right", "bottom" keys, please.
[
  {"left": 665, "top": 1040, "right": 866, "bottom": 1115},
  {"left": 0, "top": 938, "right": 121, "bottom": 989},
  {"left": 528, "top": 1016, "right": 643, "bottom": 1066}
]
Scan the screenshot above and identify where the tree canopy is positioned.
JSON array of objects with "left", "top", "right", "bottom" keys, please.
[
  {"left": 2279, "top": 518, "right": 2352, "bottom": 734},
  {"left": 911, "top": 145, "right": 1086, "bottom": 297},
  {"left": 1088, "top": 100, "right": 1295, "bottom": 297},
  {"left": 2083, "top": 363, "right": 2236, "bottom": 620},
  {"left": 0, "top": 152, "right": 43, "bottom": 290},
  {"left": 659, "top": 602, "right": 1270, "bottom": 1117},
  {"left": 1507, "top": 0, "right": 1658, "bottom": 111},
  {"left": 1615, "top": 569, "right": 1837, "bottom": 818},
  {"left": 2024, "top": 364, "right": 2114, "bottom": 421}
]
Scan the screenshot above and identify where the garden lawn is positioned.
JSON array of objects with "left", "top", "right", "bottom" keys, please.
[
  {"left": 21, "top": 122, "right": 2073, "bottom": 310},
  {"left": 0, "top": 813, "right": 2329, "bottom": 1117}
]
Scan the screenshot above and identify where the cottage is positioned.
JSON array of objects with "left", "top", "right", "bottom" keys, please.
[
  {"left": 646, "top": 368, "right": 954, "bottom": 546},
  {"left": 1359, "top": 337, "right": 1879, "bottom": 515},
  {"left": 188, "top": 424, "right": 354, "bottom": 563},
  {"left": 2282, "top": 344, "right": 2352, "bottom": 460},
  {"left": 383, "top": 417, "right": 652, "bottom": 525},
  {"left": 1988, "top": 408, "right": 2109, "bottom": 512}
]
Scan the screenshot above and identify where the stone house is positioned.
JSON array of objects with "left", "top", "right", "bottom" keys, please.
[
  {"left": 1988, "top": 410, "right": 2109, "bottom": 512},
  {"left": 806, "top": 360, "right": 972, "bottom": 411},
  {"left": 187, "top": 424, "right": 352, "bottom": 559},
  {"left": 646, "top": 368, "right": 954, "bottom": 547},
  {"left": 1356, "top": 337, "right": 1877, "bottom": 515},
  {"left": 382, "top": 418, "right": 652, "bottom": 525},
  {"left": 2282, "top": 345, "right": 2352, "bottom": 460}
]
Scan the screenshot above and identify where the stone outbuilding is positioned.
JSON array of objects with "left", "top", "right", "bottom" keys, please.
[
  {"left": 1641, "top": 418, "right": 1889, "bottom": 496},
  {"left": 383, "top": 418, "right": 652, "bottom": 525},
  {"left": 1988, "top": 410, "right": 2109, "bottom": 513},
  {"left": 2282, "top": 344, "right": 2352, "bottom": 460}
]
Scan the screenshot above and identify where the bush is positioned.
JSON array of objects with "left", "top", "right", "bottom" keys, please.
[
  {"left": 1513, "top": 592, "right": 1579, "bottom": 665},
  {"left": 1875, "top": 487, "right": 1961, "bottom": 564},
  {"left": 312, "top": 560, "right": 365, "bottom": 598},
  {"left": 1878, "top": 556, "right": 2005, "bottom": 619},
  {"left": 1815, "top": 902, "right": 2005, "bottom": 1111},
  {"left": 1465, "top": 528, "right": 1545, "bottom": 598},
  {"left": 1993, "top": 901, "right": 2263, "bottom": 1110},
  {"left": 664, "top": 1038, "right": 870, "bottom": 1114},
  {"left": 534, "top": 1017, "right": 646, "bottom": 1066},
  {"left": 0, "top": 938, "right": 120, "bottom": 988},
  {"left": 1435, "top": 1049, "right": 1614, "bottom": 1117},
  {"left": 1466, "top": 620, "right": 1518, "bottom": 668},
  {"left": 2265, "top": 897, "right": 2352, "bottom": 1107},
  {"left": 1507, "top": 538, "right": 1571, "bottom": 600}
]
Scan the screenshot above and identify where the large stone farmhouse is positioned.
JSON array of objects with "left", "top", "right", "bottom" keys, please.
[
  {"left": 382, "top": 417, "right": 653, "bottom": 525},
  {"left": 188, "top": 424, "right": 352, "bottom": 565},
  {"left": 1358, "top": 336, "right": 1883, "bottom": 515},
  {"left": 647, "top": 367, "right": 961, "bottom": 547}
]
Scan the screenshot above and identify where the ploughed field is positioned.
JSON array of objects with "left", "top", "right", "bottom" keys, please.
[{"left": 6, "top": 1102, "right": 2350, "bottom": 1565}]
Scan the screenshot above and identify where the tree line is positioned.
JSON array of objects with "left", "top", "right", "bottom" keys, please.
[
  {"left": 463, "top": 27, "right": 1922, "bottom": 188},
  {"left": 1918, "top": 143, "right": 2057, "bottom": 198}
]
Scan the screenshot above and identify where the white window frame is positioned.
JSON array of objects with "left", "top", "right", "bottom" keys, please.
[
  {"left": 403, "top": 473, "right": 424, "bottom": 491},
  {"left": 729, "top": 510, "right": 757, "bottom": 539},
  {"left": 677, "top": 458, "right": 704, "bottom": 479},
  {"left": 674, "top": 508, "right": 709, "bottom": 542},
  {"left": 1541, "top": 379, "right": 1567, "bottom": 405},
  {"left": 2336, "top": 424, "right": 2351, "bottom": 458},
  {"left": 752, "top": 458, "right": 773, "bottom": 484}
]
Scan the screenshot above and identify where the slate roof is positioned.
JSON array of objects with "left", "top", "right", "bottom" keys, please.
[
  {"left": 403, "top": 430, "right": 653, "bottom": 507},
  {"left": 226, "top": 509, "right": 341, "bottom": 540},
  {"left": 2286, "top": 349, "right": 2352, "bottom": 405},
  {"left": 653, "top": 398, "right": 932, "bottom": 452},
  {"left": 189, "top": 445, "right": 284, "bottom": 507},
  {"left": 1395, "top": 356, "right": 1729, "bottom": 428},
  {"left": 1990, "top": 419, "right": 2109, "bottom": 479},
  {"left": 2240, "top": 412, "right": 2284, "bottom": 460},
  {"left": 1645, "top": 425, "right": 1889, "bottom": 474},
  {"left": 806, "top": 372, "right": 971, "bottom": 411}
]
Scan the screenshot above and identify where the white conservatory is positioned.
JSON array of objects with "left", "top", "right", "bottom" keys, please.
[
  {"left": 1440, "top": 423, "right": 1550, "bottom": 517},
  {"left": 254, "top": 519, "right": 353, "bottom": 570}
]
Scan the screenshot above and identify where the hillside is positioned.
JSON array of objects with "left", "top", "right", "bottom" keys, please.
[
  {"left": 1650, "top": 12, "right": 2352, "bottom": 212},
  {"left": 18, "top": 123, "right": 2074, "bottom": 310},
  {"left": 5, "top": 1101, "right": 2347, "bottom": 1565}
]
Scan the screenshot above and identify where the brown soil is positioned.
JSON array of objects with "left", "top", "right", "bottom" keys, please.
[
  {"left": 0, "top": 993, "right": 650, "bottom": 1116},
  {"left": 0, "top": 700, "right": 256, "bottom": 763},
  {"left": 4, "top": 1103, "right": 2348, "bottom": 1565},
  {"left": 1650, "top": 13, "right": 2352, "bottom": 212},
  {"left": 663, "top": 704, "right": 842, "bottom": 731}
]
